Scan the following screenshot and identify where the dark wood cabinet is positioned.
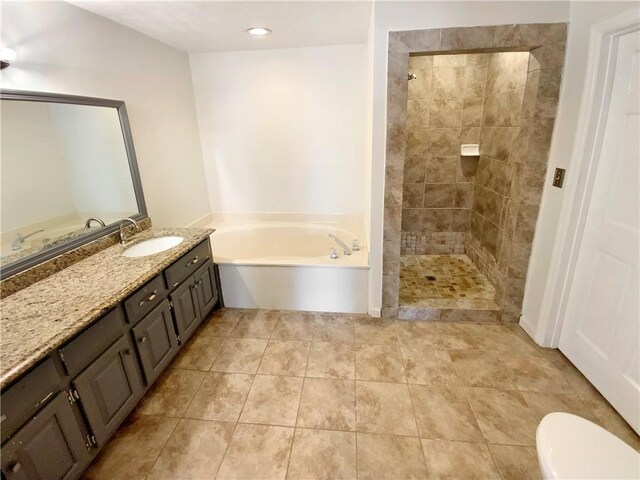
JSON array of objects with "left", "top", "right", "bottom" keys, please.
[
  {"left": 72, "top": 336, "right": 143, "bottom": 447},
  {"left": 194, "top": 261, "right": 218, "bottom": 318},
  {"left": 132, "top": 300, "right": 179, "bottom": 384},
  {"left": 170, "top": 276, "right": 201, "bottom": 342},
  {"left": 0, "top": 359, "right": 60, "bottom": 444},
  {"left": 164, "top": 240, "right": 212, "bottom": 290},
  {"left": 170, "top": 259, "right": 218, "bottom": 343},
  {"left": 123, "top": 275, "right": 166, "bottom": 325},
  {"left": 1, "top": 238, "right": 220, "bottom": 480},
  {"left": 1, "top": 393, "right": 91, "bottom": 480}
]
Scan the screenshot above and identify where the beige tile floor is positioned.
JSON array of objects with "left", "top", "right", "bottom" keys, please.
[
  {"left": 400, "top": 255, "right": 500, "bottom": 310},
  {"left": 83, "top": 309, "right": 640, "bottom": 480}
]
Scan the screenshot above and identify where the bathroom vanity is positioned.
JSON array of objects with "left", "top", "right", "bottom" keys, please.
[
  {"left": 0, "top": 228, "right": 220, "bottom": 479},
  {"left": 0, "top": 88, "right": 225, "bottom": 479}
]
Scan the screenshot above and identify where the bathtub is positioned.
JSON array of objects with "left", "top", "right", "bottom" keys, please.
[{"left": 208, "top": 222, "right": 369, "bottom": 313}]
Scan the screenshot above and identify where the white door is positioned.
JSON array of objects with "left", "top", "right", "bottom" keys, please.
[{"left": 559, "top": 29, "right": 640, "bottom": 434}]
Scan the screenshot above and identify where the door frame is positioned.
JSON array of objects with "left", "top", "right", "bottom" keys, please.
[{"left": 536, "top": 10, "right": 640, "bottom": 347}]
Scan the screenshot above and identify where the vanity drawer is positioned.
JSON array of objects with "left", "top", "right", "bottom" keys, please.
[
  {"left": 1, "top": 358, "right": 61, "bottom": 443},
  {"left": 59, "top": 307, "right": 125, "bottom": 377},
  {"left": 165, "top": 240, "right": 212, "bottom": 290},
  {"left": 124, "top": 275, "right": 167, "bottom": 325}
]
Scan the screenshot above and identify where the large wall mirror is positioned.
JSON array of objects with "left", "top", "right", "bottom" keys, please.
[{"left": 0, "top": 90, "right": 147, "bottom": 279}]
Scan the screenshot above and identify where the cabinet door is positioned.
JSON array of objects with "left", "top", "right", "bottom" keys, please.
[
  {"left": 73, "top": 335, "right": 143, "bottom": 447},
  {"left": 194, "top": 261, "right": 218, "bottom": 320},
  {"left": 132, "top": 300, "right": 179, "bottom": 385},
  {"left": 2, "top": 393, "right": 91, "bottom": 480},
  {"left": 170, "top": 277, "right": 200, "bottom": 342}
]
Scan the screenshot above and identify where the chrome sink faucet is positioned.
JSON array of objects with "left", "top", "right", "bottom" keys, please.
[
  {"left": 11, "top": 230, "right": 45, "bottom": 251},
  {"left": 119, "top": 218, "right": 139, "bottom": 244}
]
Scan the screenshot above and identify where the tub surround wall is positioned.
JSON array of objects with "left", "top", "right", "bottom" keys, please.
[
  {"left": 190, "top": 44, "right": 368, "bottom": 216},
  {"left": 383, "top": 23, "right": 567, "bottom": 320},
  {"left": 401, "top": 54, "right": 484, "bottom": 255}
]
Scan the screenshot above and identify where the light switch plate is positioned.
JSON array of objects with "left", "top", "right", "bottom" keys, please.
[{"left": 553, "top": 168, "right": 566, "bottom": 188}]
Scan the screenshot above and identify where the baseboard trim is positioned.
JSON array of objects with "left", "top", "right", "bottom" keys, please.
[{"left": 519, "top": 314, "right": 539, "bottom": 344}]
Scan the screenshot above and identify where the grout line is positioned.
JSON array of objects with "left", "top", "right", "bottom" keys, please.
[
  {"left": 100, "top": 309, "right": 571, "bottom": 479},
  {"left": 285, "top": 355, "right": 310, "bottom": 478},
  {"left": 214, "top": 310, "right": 275, "bottom": 479},
  {"left": 213, "top": 416, "right": 239, "bottom": 479},
  {"left": 144, "top": 414, "right": 182, "bottom": 477},
  {"left": 399, "top": 345, "right": 430, "bottom": 477}
]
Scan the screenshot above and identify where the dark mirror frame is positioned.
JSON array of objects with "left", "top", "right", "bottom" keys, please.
[{"left": 0, "top": 89, "right": 148, "bottom": 280}]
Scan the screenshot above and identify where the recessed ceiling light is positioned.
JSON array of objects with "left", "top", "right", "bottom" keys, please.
[{"left": 246, "top": 27, "right": 272, "bottom": 36}]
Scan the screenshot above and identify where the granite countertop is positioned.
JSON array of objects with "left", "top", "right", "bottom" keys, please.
[{"left": 0, "top": 227, "right": 214, "bottom": 389}]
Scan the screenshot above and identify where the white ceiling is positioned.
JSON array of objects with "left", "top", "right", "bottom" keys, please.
[{"left": 67, "top": 1, "right": 373, "bottom": 53}]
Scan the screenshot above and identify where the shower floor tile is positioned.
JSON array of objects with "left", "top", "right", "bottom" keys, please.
[{"left": 399, "top": 254, "right": 499, "bottom": 310}]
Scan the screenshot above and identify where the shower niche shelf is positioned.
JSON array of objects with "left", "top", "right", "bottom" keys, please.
[{"left": 460, "top": 144, "right": 480, "bottom": 156}]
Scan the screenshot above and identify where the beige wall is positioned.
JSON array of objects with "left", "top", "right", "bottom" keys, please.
[
  {"left": 522, "top": 1, "right": 640, "bottom": 343},
  {"left": 1, "top": 1, "right": 211, "bottom": 228},
  {"left": 189, "top": 45, "right": 368, "bottom": 217}
]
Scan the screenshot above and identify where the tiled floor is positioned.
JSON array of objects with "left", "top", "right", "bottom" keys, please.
[
  {"left": 400, "top": 254, "right": 500, "bottom": 310},
  {"left": 83, "top": 309, "right": 640, "bottom": 480}
]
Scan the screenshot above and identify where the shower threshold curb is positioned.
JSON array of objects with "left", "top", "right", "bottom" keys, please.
[{"left": 398, "top": 306, "right": 502, "bottom": 323}]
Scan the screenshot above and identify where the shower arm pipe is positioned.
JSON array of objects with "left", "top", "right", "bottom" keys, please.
[{"left": 329, "top": 233, "right": 351, "bottom": 256}]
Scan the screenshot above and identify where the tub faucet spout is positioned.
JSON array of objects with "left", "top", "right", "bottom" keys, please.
[
  {"left": 329, "top": 233, "right": 351, "bottom": 255},
  {"left": 12, "top": 230, "right": 45, "bottom": 250}
]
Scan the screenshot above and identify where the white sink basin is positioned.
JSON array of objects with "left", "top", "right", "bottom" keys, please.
[{"left": 122, "top": 236, "right": 184, "bottom": 258}]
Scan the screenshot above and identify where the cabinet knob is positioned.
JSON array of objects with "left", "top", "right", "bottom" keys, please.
[
  {"left": 7, "top": 461, "right": 21, "bottom": 473},
  {"left": 124, "top": 349, "right": 132, "bottom": 355},
  {"left": 138, "top": 336, "right": 147, "bottom": 343}
]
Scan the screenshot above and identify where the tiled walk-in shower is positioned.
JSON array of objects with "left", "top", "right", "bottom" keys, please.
[
  {"left": 383, "top": 23, "right": 567, "bottom": 322},
  {"left": 395, "top": 40, "right": 562, "bottom": 321}
]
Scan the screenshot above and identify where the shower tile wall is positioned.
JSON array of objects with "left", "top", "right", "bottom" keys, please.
[
  {"left": 466, "top": 52, "right": 530, "bottom": 286},
  {"left": 401, "top": 50, "right": 534, "bottom": 319},
  {"left": 465, "top": 51, "right": 533, "bottom": 320},
  {"left": 401, "top": 54, "right": 486, "bottom": 255}
]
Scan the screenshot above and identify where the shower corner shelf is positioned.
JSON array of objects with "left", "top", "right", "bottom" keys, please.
[{"left": 460, "top": 144, "right": 480, "bottom": 156}]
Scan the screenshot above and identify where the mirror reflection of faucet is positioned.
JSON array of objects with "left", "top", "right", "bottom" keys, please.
[
  {"left": 85, "top": 217, "right": 106, "bottom": 228},
  {"left": 11, "top": 230, "right": 45, "bottom": 251}
]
